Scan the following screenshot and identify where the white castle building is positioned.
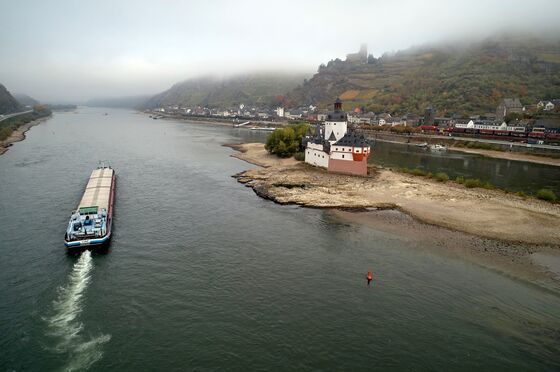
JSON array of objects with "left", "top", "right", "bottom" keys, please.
[{"left": 303, "top": 99, "right": 371, "bottom": 176}]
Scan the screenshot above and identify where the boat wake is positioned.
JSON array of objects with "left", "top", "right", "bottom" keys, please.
[{"left": 45, "top": 250, "right": 110, "bottom": 371}]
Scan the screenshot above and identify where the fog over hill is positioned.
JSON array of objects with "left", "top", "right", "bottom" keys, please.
[
  {"left": 2, "top": 0, "right": 560, "bottom": 102},
  {"left": 85, "top": 95, "right": 152, "bottom": 109},
  {"left": 286, "top": 35, "right": 560, "bottom": 115},
  {"left": 143, "top": 72, "right": 310, "bottom": 109},
  {"left": 13, "top": 94, "right": 39, "bottom": 107}
]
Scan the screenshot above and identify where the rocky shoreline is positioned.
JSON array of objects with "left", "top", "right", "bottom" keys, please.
[
  {"left": 0, "top": 115, "right": 51, "bottom": 155},
  {"left": 228, "top": 142, "right": 560, "bottom": 291},
  {"left": 229, "top": 144, "right": 560, "bottom": 245}
]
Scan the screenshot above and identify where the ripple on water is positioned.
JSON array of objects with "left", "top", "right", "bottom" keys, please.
[{"left": 44, "top": 250, "right": 110, "bottom": 371}]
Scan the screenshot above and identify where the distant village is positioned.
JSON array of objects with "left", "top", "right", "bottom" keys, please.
[
  {"left": 147, "top": 96, "right": 560, "bottom": 143},
  {"left": 148, "top": 97, "right": 560, "bottom": 125},
  {"left": 146, "top": 43, "right": 560, "bottom": 145}
]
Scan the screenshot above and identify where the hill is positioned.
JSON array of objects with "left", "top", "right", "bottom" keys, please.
[
  {"left": 0, "top": 84, "right": 23, "bottom": 114},
  {"left": 143, "top": 72, "right": 310, "bottom": 110},
  {"left": 14, "top": 93, "right": 39, "bottom": 107},
  {"left": 287, "top": 36, "right": 560, "bottom": 116},
  {"left": 85, "top": 95, "right": 152, "bottom": 108}
]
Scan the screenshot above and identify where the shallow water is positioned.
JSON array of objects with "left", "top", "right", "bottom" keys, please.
[
  {"left": 1, "top": 108, "right": 559, "bottom": 370},
  {"left": 369, "top": 140, "right": 560, "bottom": 195}
]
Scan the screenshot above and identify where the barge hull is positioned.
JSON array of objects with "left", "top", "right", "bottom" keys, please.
[{"left": 64, "top": 167, "right": 115, "bottom": 249}]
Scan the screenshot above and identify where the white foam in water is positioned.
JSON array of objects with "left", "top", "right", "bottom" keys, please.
[{"left": 45, "top": 250, "right": 111, "bottom": 371}]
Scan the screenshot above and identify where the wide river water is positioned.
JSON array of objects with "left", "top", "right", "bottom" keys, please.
[{"left": 1, "top": 108, "right": 559, "bottom": 371}]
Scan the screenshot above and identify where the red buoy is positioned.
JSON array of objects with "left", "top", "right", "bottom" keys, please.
[{"left": 367, "top": 271, "right": 372, "bottom": 285}]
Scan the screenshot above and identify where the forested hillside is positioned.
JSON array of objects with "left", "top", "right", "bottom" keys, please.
[
  {"left": 143, "top": 73, "right": 309, "bottom": 109},
  {"left": 0, "top": 84, "right": 23, "bottom": 114},
  {"left": 287, "top": 36, "right": 560, "bottom": 116}
]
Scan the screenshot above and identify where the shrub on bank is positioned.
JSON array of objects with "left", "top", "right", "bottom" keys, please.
[
  {"left": 411, "top": 168, "right": 426, "bottom": 176},
  {"left": 0, "top": 127, "right": 13, "bottom": 141},
  {"left": 464, "top": 178, "right": 482, "bottom": 188},
  {"left": 536, "top": 189, "right": 557, "bottom": 201},
  {"left": 434, "top": 172, "right": 449, "bottom": 182},
  {"left": 294, "top": 151, "right": 305, "bottom": 161},
  {"left": 399, "top": 166, "right": 557, "bottom": 204},
  {"left": 459, "top": 141, "right": 503, "bottom": 152}
]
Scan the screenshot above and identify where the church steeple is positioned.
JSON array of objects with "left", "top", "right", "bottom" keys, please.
[{"left": 334, "top": 98, "right": 342, "bottom": 111}]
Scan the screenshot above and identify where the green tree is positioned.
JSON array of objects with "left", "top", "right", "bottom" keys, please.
[
  {"left": 504, "top": 112, "right": 522, "bottom": 123},
  {"left": 265, "top": 123, "right": 309, "bottom": 158}
]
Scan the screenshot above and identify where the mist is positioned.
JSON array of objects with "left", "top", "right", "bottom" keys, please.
[{"left": 1, "top": 0, "right": 559, "bottom": 102}]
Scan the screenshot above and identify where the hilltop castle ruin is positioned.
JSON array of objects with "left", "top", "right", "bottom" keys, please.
[{"left": 346, "top": 44, "right": 368, "bottom": 63}]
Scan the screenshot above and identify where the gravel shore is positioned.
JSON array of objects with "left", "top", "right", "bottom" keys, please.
[
  {"left": 229, "top": 143, "right": 560, "bottom": 245},
  {"left": 227, "top": 142, "right": 560, "bottom": 291}
]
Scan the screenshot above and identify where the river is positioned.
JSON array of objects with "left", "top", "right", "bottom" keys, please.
[
  {"left": 368, "top": 141, "right": 560, "bottom": 196},
  {"left": 0, "top": 107, "right": 559, "bottom": 371}
]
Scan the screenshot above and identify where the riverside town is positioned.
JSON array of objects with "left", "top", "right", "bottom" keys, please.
[{"left": 2, "top": 2, "right": 560, "bottom": 371}]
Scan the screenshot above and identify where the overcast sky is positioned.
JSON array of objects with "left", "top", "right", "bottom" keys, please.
[{"left": 1, "top": 0, "right": 559, "bottom": 102}]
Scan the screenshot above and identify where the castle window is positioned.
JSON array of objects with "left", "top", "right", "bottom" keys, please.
[{"left": 342, "top": 155, "right": 345, "bottom": 159}]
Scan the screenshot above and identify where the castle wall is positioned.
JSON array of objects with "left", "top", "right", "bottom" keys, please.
[
  {"left": 330, "top": 145, "right": 369, "bottom": 160},
  {"left": 327, "top": 157, "right": 368, "bottom": 176},
  {"left": 305, "top": 144, "right": 329, "bottom": 168}
]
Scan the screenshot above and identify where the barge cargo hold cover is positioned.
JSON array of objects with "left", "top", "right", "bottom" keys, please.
[{"left": 64, "top": 166, "right": 115, "bottom": 249}]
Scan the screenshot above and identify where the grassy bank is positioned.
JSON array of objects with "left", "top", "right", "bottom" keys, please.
[
  {"left": 398, "top": 167, "right": 558, "bottom": 203},
  {"left": 0, "top": 106, "right": 52, "bottom": 141},
  {"left": 453, "top": 141, "right": 504, "bottom": 152}
]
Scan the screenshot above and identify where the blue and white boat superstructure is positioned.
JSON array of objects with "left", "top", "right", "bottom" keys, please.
[{"left": 64, "top": 166, "right": 115, "bottom": 249}]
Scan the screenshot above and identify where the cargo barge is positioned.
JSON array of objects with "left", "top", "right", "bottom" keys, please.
[{"left": 64, "top": 166, "right": 115, "bottom": 249}]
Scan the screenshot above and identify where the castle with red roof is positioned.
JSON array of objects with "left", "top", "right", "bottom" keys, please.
[{"left": 303, "top": 99, "right": 371, "bottom": 176}]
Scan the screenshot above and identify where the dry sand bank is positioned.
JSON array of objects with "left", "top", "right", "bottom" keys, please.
[
  {"left": 227, "top": 142, "right": 560, "bottom": 291},
  {"left": 229, "top": 143, "right": 560, "bottom": 246},
  {"left": 449, "top": 146, "right": 560, "bottom": 166}
]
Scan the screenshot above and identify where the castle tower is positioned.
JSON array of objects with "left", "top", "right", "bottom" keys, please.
[
  {"left": 424, "top": 105, "right": 435, "bottom": 126},
  {"left": 324, "top": 98, "right": 347, "bottom": 143},
  {"left": 359, "top": 44, "right": 367, "bottom": 61}
]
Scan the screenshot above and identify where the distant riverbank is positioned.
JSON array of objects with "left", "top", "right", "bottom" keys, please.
[
  {"left": 448, "top": 145, "right": 560, "bottom": 166},
  {"left": 0, "top": 115, "right": 51, "bottom": 155},
  {"left": 151, "top": 114, "right": 560, "bottom": 166},
  {"left": 372, "top": 136, "right": 560, "bottom": 167},
  {"left": 142, "top": 111, "right": 285, "bottom": 128}
]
